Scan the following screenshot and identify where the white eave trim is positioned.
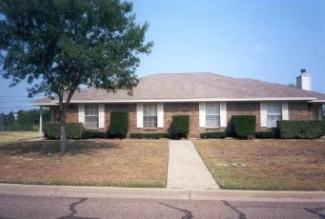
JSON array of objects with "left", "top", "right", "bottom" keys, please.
[
  {"left": 310, "top": 99, "right": 325, "bottom": 103},
  {"left": 31, "top": 97, "right": 318, "bottom": 106}
]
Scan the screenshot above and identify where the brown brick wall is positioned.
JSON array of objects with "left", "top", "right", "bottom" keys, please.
[
  {"left": 65, "top": 105, "right": 78, "bottom": 123},
  {"left": 57, "top": 101, "right": 320, "bottom": 138},
  {"left": 164, "top": 103, "right": 200, "bottom": 138},
  {"left": 104, "top": 104, "right": 136, "bottom": 132},
  {"left": 125, "top": 103, "right": 200, "bottom": 138},
  {"left": 226, "top": 102, "right": 262, "bottom": 131},
  {"left": 289, "top": 102, "right": 317, "bottom": 120}
]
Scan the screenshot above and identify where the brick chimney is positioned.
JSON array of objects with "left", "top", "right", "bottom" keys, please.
[{"left": 296, "top": 69, "right": 311, "bottom": 91}]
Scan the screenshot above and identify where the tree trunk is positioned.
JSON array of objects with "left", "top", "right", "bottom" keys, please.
[
  {"left": 60, "top": 111, "right": 67, "bottom": 153},
  {"left": 58, "top": 89, "right": 76, "bottom": 153}
]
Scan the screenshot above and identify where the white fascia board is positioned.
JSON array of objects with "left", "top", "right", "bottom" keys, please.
[
  {"left": 68, "top": 97, "right": 316, "bottom": 103},
  {"left": 310, "top": 99, "right": 325, "bottom": 103},
  {"left": 31, "top": 97, "right": 317, "bottom": 105},
  {"left": 30, "top": 102, "right": 57, "bottom": 106}
]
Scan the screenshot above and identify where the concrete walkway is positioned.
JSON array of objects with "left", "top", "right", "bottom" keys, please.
[{"left": 167, "top": 140, "right": 220, "bottom": 190}]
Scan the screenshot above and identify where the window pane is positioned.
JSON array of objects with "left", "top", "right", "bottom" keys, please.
[
  {"left": 267, "top": 103, "right": 281, "bottom": 114},
  {"left": 143, "top": 104, "right": 157, "bottom": 128},
  {"left": 267, "top": 115, "right": 281, "bottom": 128},
  {"left": 144, "top": 104, "right": 157, "bottom": 116},
  {"left": 206, "top": 103, "right": 220, "bottom": 128},
  {"left": 206, "top": 115, "right": 220, "bottom": 128},
  {"left": 85, "top": 105, "right": 99, "bottom": 128},
  {"left": 267, "top": 102, "right": 282, "bottom": 128},
  {"left": 85, "top": 116, "right": 98, "bottom": 129},
  {"left": 206, "top": 103, "right": 220, "bottom": 115}
]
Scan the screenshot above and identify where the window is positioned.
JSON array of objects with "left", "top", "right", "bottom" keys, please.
[
  {"left": 199, "top": 102, "right": 227, "bottom": 128},
  {"left": 266, "top": 102, "right": 282, "bottom": 128},
  {"left": 143, "top": 104, "right": 157, "bottom": 128},
  {"left": 206, "top": 103, "right": 220, "bottom": 128},
  {"left": 136, "top": 103, "right": 163, "bottom": 128},
  {"left": 85, "top": 105, "right": 99, "bottom": 128},
  {"left": 261, "top": 102, "right": 288, "bottom": 128}
]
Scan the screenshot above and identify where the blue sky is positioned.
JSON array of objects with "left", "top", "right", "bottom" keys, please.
[{"left": 0, "top": 0, "right": 324, "bottom": 113}]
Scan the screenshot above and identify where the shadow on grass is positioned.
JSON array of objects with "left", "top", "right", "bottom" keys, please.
[{"left": 0, "top": 140, "right": 119, "bottom": 156}]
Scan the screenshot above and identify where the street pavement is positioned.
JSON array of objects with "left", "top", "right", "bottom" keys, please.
[{"left": 0, "top": 193, "right": 325, "bottom": 219}]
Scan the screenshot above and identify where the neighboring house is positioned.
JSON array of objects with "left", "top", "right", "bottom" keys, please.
[{"left": 32, "top": 71, "right": 325, "bottom": 138}]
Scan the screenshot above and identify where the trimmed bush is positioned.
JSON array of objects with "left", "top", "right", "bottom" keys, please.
[
  {"left": 82, "top": 130, "right": 106, "bottom": 139},
  {"left": 201, "top": 132, "right": 227, "bottom": 139},
  {"left": 43, "top": 122, "right": 84, "bottom": 140},
  {"left": 170, "top": 115, "right": 190, "bottom": 139},
  {"left": 130, "top": 133, "right": 169, "bottom": 139},
  {"left": 277, "top": 120, "right": 325, "bottom": 139},
  {"left": 231, "top": 115, "right": 256, "bottom": 139},
  {"left": 255, "top": 131, "right": 278, "bottom": 139},
  {"left": 107, "top": 111, "right": 129, "bottom": 139}
]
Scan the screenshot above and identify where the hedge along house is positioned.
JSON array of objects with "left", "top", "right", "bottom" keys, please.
[{"left": 32, "top": 71, "right": 325, "bottom": 138}]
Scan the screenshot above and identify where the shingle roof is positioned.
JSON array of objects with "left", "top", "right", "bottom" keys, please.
[{"left": 32, "top": 72, "right": 325, "bottom": 105}]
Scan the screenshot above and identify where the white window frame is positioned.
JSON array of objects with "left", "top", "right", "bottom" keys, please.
[
  {"left": 199, "top": 102, "right": 227, "bottom": 128},
  {"left": 78, "top": 104, "right": 105, "bottom": 129},
  {"left": 260, "top": 102, "right": 288, "bottom": 128},
  {"left": 137, "top": 103, "right": 164, "bottom": 128}
]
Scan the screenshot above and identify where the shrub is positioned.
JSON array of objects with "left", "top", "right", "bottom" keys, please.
[
  {"left": 170, "top": 115, "right": 190, "bottom": 139},
  {"left": 43, "top": 122, "right": 84, "bottom": 140},
  {"left": 107, "top": 111, "right": 129, "bottom": 139},
  {"left": 231, "top": 115, "right": 256, "bottom": 139},
  {"left": 82, "top": 130, "right": 106, "bottom": 139},
  {"left": 200, "top": 132, "right": 227, "bottom": 139},
  {"left": 277, "top": 120, "right": 325, "bottom": 139},
  {"left": 255, "top": 131, "right": 278, "bottom": 139},
  {"left": 130, "top": 133, "right": 169, "bottom": 139}
]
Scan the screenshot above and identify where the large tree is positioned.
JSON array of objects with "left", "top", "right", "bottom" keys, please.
[{"left": 0, "top": 0, "right": 153, "bottom": 152}]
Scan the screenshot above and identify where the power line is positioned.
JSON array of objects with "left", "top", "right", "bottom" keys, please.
[
  {"left": 0, "top": 100, "right": 33, "bottom": 103},
  {"left": 0, "top": 105, "right": 37, "bottom": 109}
]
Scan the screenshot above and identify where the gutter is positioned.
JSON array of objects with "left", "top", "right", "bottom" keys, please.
[{"left": 30, "top": 97, "right": 317, "bottom": 106}]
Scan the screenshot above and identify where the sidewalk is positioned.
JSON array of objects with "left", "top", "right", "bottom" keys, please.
[{"left": 167, "top": 140, "right": 219, "bottom": 190}]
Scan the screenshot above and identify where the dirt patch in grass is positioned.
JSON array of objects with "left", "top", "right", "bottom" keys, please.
[
  {"left": 194, "top": 139, "right": 325, "bottom": 191},
  {"left": 0, "top": 138, "right": 168, "bottom": 188}
]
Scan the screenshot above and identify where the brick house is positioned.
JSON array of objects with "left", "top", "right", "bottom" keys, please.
[{"left": 32, "top": 72, "right": 325, "bottom": 138}]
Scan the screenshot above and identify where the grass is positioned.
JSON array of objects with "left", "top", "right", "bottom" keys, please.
[
  {"left": 194, "top": 139, "right": 325, "bottom": 191},
  {"left": 0, "top": 132, "right": 168, "bottom": 188},
  {"left": 0, "top": 131, "right": 39, "bottom": 143}
]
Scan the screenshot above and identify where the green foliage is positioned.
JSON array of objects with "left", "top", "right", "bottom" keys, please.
[
  {"left": 82, "top": 130, "right": 106, "bottom": 139},
  {"left": 277, "top": 120, "right": 325, "bottom": 139},
  {"left": 0, "top": 0, "right": 152, "bottom": 97},
  {"left": 200, "top": 132, "right": 227, "bottom": 139},
  {"left": 255, "top": 131, "right": 278, "bottom": 139},
  {"left": 107, "top": 111, "right": 129, "bottom": 139},
  {"left": 130, "top": 133, "right": 169, "bottom": 139},
  {"left": 3, "top": 112, "right": 17, "bottom": 131},
  {"left": 231, "top": 115, "right": 256, "bottom": 139},
  {"left": 170, "top": 115, "right": 190, "bottom": 139},
  {"left": 43, "top": 122, "right": 84, "bottom": 140},
  {"left": 2, "top": 109, "right": 50, "bottom": 131},
  {"left": 0, "top": 0, "right": 152, "bottom": 151}
]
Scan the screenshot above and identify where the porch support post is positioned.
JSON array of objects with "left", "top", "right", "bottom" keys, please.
[{"left": 39, "top": 106, "right": 43, "bottom": 138}]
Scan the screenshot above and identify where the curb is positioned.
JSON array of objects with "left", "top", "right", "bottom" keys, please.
[{"left": 1, "top": 184, "right": 325, "bottom": 202}]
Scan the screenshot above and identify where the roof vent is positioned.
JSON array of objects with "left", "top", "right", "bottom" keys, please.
[{"left": 296, "top": 69, "right": 311, "bottom": 91}]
